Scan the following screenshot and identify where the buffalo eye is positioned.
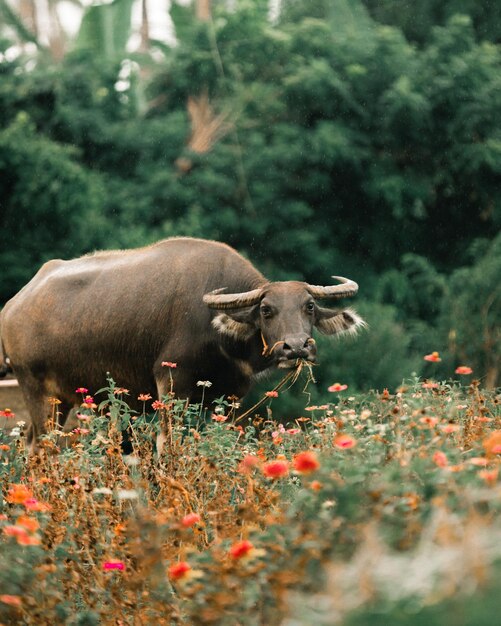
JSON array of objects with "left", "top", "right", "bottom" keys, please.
[
  {"left": 260, "top": 305, "right": 273, "bottom": 318},
  {"left": 305, "top": 302, "right": 315, "bottom": 314}
]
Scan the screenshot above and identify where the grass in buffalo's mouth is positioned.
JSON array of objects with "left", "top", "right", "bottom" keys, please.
[{"left": 0, "top": 376, "right": 500, "bottom": 625}]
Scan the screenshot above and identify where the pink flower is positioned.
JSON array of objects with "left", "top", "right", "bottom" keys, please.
[
  {"left": 82, "top": 395, "right": 94, "bottom": 405},
  {"left": 422, "top": 381, "right": 439, "bottom": 389},
  {"left": 455, "top": 366, "right": 473, "bottom": 375},
  {"left": 433, "top": 451, "right": 448, "bottom": 468},
  {"left": 286, "top": 428, "right": 301, "bottom": 435},
  {"left": 265, "top": 390, "right": 278, "bottom": 398},
  {"left": 440, "top": 424, "right": 460, "bottom": 434},
  {"left": 161, "top": 361, "right": 177, "bottom": 368},
  {"left": 238, "top": 455, "right": 260, "bottom": 474},
  {"left": 328, "top": 383, "right": 348, "bottom": 392},
  {"left": 72, "top": 428, "right": 90, "bottom": 435},
  {"left": 419, "top": 416, "right": 439, "bottom": 427},
  {"left": 75, "top": 387, "right": 88, "bottom": 394},
  {"left": 0, "top": 595, "right": 22, "bottom": 607},
  {"left": 103, "top": 561, "right": 125, "bottom": 571},
  {"left": 333, "top": 434, "right": 357, "bottom": 449},
  {"left": 424, "top": 352, "right": 441, "bottom": 362}
]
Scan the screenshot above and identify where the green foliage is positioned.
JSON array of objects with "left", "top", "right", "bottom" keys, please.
[
  {"left": 439, "top": 233, "right": 501, "bottom": 387},
  {"left": 0, "top": 0, "right": 500, "bottom": 387},
  {"left": 1, "top": 381, "right": 500, "bottom": 623}
]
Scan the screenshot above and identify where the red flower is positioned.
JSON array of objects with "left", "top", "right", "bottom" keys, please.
[
  {"left": 0, "top": 408, "right": 15, "bottom": 418},
  {"left": 455, "top": 366, "right": 473, "bottom": 375},
  {"left": 230, "top": 539, "right": 254, "bottom": 559},
  {"left": 265, "top": 390, "right": 278, "bottom": 398},
  {"left": 328, "top": 383, "right": 348, "bottom": 392},
  {"left": 181, "top": 513, "right": 201, "bottom": 528},
  {"left": 262, "top": 460, "right": 289, "bottom": 479},
  {"left": 424, "top": 352, "right": 441, "bottom": 362},
  {"left": 333, "top": 434, "right": 357, "bottom": 449},
  {"left": 103, "top": 561, "right": 125, "bottom": 571},
  {"left": 168, "top": 561, "right": 191, "bottom": 580},
  {"left": 293, "top": 451, "right": 320, "bottom": 474},
  {"left": 75, "top": 387, "right": 88, "bottom": 394},
  {"left": 161, "top": 361, "right": 177, "bottom": 368}
]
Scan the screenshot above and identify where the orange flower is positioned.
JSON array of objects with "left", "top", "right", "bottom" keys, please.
[
  {"left": 483, "top": 431, "right": 501, "bottom": 457},
  {"left": 16, "top": 515, "right": 40, "bottom": 533},
  {"left": 6, "top": 484, "right": 33, "bottom": 505},
  {"left": 181, "top": 513, "right": 201, "bottom": 528},
  {"left": 0, "top": 595, "right": 22, "bottom": 607},
  {"left": 328, "top": 383, "right": 348, "bottom": 392},
  {"left": 0, "top": 408, "right": 15, "bottom": 418},
  {"left": 422, "top": 381, "right": 439, "bottom": 389},
  {"left": 293, "top": 451, "right": 320, "bottom": 474},
  {"left": 262, "top": 460, "right": 289, "bottom": 479},
  {"left": 310, "top": 480, "right": 323, "bottom": 491},
  {"left": 333, "top": 434, "right": 357, "bottom": 449},
  {"left": 0, "top": 444, "right": 10, "bottom": 451},
  {"left": 419, "top": 416, "right": 439, "bottom": 427},
  {"left": 152, "top": 400, "right": 166, "bottom": 411},
  {"left": 432, "top": 451, "right": 448, "bottom": 468},
  {"left": 455, "top": 366, "right": 473, "bottom": 375},
  {"left": 265, "top": 390, "right": 278, "bottom": 398},
  {"left": 440, "top": 424, "right": 460, "bottom": 434},
  {"left": 238, "top": 455, "right": 260, "bottom": 474},
  {"left": 168, "top": 561, "right": 191, "bottom": 580},
  {"left": 478, "top": 469, "right": 498, "bottom": 485},
  {"left": 230, "top": 539, "right": 254, "bottom": 559},
  {"left": 138, "top": 393, "right": 152, "bottom": 402},
  {"left": 424, "top": 351, "right": 441, "bottom": 362}
]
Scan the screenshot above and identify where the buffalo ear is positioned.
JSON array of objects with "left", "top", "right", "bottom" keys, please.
[
  {"left": 211, "top": 308, "right": 257, "bottom": 340},
  {"left": 315, "top": 306, "right": 367, "bottom": 336}
]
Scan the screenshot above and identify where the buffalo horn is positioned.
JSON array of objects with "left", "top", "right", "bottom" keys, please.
[
  {"left": 306, "top": 276, "right": 358, "bottom": 299},
  {"left": 203, "top": 287, "right": 263, "bottom": 310}
]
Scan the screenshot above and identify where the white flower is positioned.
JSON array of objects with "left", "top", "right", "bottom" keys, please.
[
  {"left": 16, "top": 421, "right": 26, "bottom": 427},
  {"left": 196, "top": 380, "right": 212, "bottom": 388},
  {"left": 117, "top": 489, "right": 139, "bottom": 500},
  {"left": 93, "top": 487, "right": 113, "bottom": 495},
  {"left": 123, "top": 455, "right": 140, "bottom": 466},
  {"left": 9, "top": 428, "right": 20, "bottom": 437}
]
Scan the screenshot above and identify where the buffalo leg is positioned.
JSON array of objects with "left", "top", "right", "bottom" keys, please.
[{"left": 17, "top": 375, "right": 50, "bottom": 453}]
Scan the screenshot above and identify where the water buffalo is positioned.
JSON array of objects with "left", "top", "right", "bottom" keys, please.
[{"left": 0, "top": 237, "right": 365, "bottom": 450}]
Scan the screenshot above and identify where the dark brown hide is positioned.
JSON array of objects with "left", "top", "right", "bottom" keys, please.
[{"left": 0, "top": 238, "right": 365, "bottom": 447}]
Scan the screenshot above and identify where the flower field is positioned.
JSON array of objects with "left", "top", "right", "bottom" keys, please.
[{"left": 1, "top": 374, "right": 501, "bottom": 625}]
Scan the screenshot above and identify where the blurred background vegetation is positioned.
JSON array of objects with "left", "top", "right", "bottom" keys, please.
[{"left": 0, "top": 0, "right": 499, "bottom": 396}]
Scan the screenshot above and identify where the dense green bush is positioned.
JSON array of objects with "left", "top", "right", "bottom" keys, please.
[{"left": 0, "top": 1, "right": 500, "bottom": 388}]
